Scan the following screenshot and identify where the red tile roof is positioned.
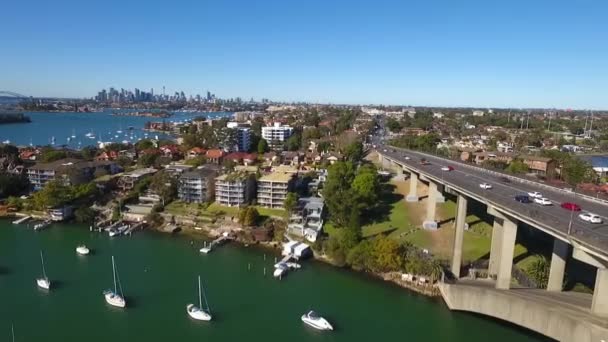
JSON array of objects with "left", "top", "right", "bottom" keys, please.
[{"left": 206, "top": 149, "right": 225, "bottom": 159}]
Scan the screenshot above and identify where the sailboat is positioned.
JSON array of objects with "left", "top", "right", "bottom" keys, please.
[
  {"left": 11, "top": 324, "right": 15, "bottom": 342},
  {"left": 36, "top": 251, "right": 51, "bottom": 290},
  {"left": 71, "top": 129, "right": 76, "bottom": 139},
  {"left": 186, "top": 275, "right": 212, "bottom": 321},
  {"left": 103, "top": 256, "right": 126, "bottom": 308}
]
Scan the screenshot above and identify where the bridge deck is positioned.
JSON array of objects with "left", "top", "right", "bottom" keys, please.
[{"left": 439, "top": 279, "right": 608, "bottom": 342}]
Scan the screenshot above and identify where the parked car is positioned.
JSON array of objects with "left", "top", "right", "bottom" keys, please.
[
  {"left": 515, "top": 195, "right": 531, "bottom": 203},
  {"left": 528, "top": 191, "right": 543, "bottom": 198},
  {"left": 560, "top": 202, "right": 581, "bottom": 211},
  {"left": 534, "top": 197, "right": 552, "bottom": 206},
  {"left": 441, "top": 166, "right": 454, "bottom": 171},
  {"left": 579, "top": 212, "right": 603, "bottom": 224},
  {"left": 479, "top": 183, "right": 492, "bottom": 189}
]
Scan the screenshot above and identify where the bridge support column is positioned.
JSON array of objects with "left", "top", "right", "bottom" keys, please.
[
  {"left": 547, "top": 239, "right": 569, "bottom": 292},
  {"left": 451, "top": 194, "right": 467, "bottom": 278},
  {"left": 488, "top": 219, "right": 503, "bottom": 277},
  {"left": 435, "top": 184, "right": 446, "bottom": 203},
  {"left": 423, "top": 181, "right": 438, "bottom": 230},
  {"left": 496, "top": 217, "right": 518, "bottom": 290},
  {"left": 406, "top": 172, "right": 418, "bottom": 202},
  {"left": 592, "top": 268, "right": 608, "bottom": 316}
]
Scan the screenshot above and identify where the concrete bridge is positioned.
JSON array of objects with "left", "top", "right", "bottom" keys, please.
[{"left": 376, "top": 146, "right": 608, "bottom": 341}]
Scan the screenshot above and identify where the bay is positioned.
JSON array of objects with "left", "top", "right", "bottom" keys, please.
[
  {"left": 0, "top": 221, "right": 551, "bottom": 341},
  {"left": 0, "top": 111, "right": 233, "bottom": 148}
]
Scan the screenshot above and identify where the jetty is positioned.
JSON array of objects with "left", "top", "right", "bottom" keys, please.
[
  {"left": 12, "top": 216, "right": 31, "bottom": 225},
  {"left": 273, "top": 254, "right": 302, "bottom": 279},
  {"left": 200, "top": 232, "right": 231, "bottom": 254},
  {"left": 124, "top": 222, "right": 145, "bottom": 235}
]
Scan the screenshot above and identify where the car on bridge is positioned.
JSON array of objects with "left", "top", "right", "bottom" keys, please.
[
  {"left": 560, "top": 202, "right": 581, "bottom": 211},
  {"left": 579, "top": 212, "right": 603, "bottom": 224},
  {"left": 534, "top": 197, "right": 552, "bottom": 206},
  {"left": 514, "top": 195, "right": 531, "bottom": 203},
  {"left": 528, "top": 191, "right": 543, "bottom": 198},
  {"left": 498, "top": 176, "right": 511, "bottom": 183},
  {"left": 441, "top": 166, "right": 454, "bottom": 171},
  {"left": 479, "top": 183, "right": 492, "bottom": 189}
]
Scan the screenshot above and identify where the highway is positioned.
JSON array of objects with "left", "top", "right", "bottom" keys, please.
[{"left": 376, "top": 145, "right": 608, "bottom": 259}]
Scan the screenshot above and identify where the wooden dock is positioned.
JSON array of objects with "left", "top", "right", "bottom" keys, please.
[
  {"left": 12, "top": 216, "right": 31, "bottom": 225},
  {"left": 200, "top": 233, "right": 231, "bottom": 254}
]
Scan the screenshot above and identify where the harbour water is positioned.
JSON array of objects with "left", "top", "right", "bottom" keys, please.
[
  {"left": 0, "top": 111, "right": 232, "bottom": 148},
  {"left": 0, "top": 222, "right": 552, "bottom": 341}
]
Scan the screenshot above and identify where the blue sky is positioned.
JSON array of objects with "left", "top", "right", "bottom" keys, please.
[{"left": 1, "top": 0, "right": 607, "bottom": 108}]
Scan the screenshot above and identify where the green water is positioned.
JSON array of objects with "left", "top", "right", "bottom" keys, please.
[{"left": 0, "top": 221, "right": 552, "bottom": 341}]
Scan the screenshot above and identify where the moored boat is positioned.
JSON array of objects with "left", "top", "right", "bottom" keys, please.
[{"left": 301, "top": 311, "right": 333, "bottom": 331}]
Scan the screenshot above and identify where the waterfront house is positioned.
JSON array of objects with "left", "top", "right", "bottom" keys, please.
[
  {"left": 178, "top": 169, "right": 217, "bottom": 203},
  {"left": 215, "top": 172, "right": 256, "bottom": 207},
  {"left": 95, "top": 150, "right": 119, "bottom": 161},
  {"left": 117, "top": 168, "right": 158, "bottom": 192},
  {"left": 159, "top": 145, "right": 181, "bottom": 160},
  {"left": 287, "top": 197, "right": 325, "bottom": 242},
  {"left": 257, "top": 171, "right": 295, "bottom": 209}
]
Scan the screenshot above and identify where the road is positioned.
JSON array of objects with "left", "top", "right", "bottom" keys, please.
[{"left": 376, "top": 145, "right": 608, "bottom": 258}]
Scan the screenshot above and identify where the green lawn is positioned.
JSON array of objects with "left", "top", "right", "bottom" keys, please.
[{"left": 164, "top": 201, "right": 287, "bottom": 220}]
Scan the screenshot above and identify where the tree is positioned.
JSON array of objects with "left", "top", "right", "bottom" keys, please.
[
  {"left": 0, "top": 173, "right": 29, "bottom": 197},
  {"left": 506, "top": 159, "right": 529, "bottom": 174},
  {"left": 239, "top": 206, "right": 259, "bottom": 227},
  {"left": 285, "top": 133, "right": 301, "bottom": 151},
  {"left": 74, "top": 207, "right": 96, "bottom": 224},
  {"left": 135, "top": 139, "right": 156, "bottom": 150},
  {"left": 351, "top": 165, "right": 379, "bottom": 209},
  {"left": 149, "top": 171, "right": 177, "bottom": 202},
  {"left": 80, "top": 146, "right": 98, "bottom": 160},
  {"left": 31, "top": 180, "right": 73, "bottom": 210},
  {"left": 284, "top": 192, "right": 298, "bottom": 213},
  {"left": 344, "top": 140, "right": 364, "bottom": 163},
  {"left": 322, "top": 162, "right": 356, "bottom": 227},
  {"left": 115, "top": 156, "right": 133, "bottom": 168},
  {"left": 562, "top": 158, "right": 596, "bottom": 187},
  {"left": 526, "top": 255, "right": 550, "bottom": 289},
  {"left": 185, "top": 156, "right": 206, "bottom": 167},
  {"left": 257, "top": 138, "right": 269, "bottom": 154},
  {"left": 138, "top": 153, "right": 158, "bottom": 167},
  {"left": 316, "top": 141, "right": 331, "bottom": 154},
  {"left": 386, "top": 118, "right": 402, "bottom": 133},
  {"left": 41, "top": 150, "right": 67, "bottom": 162}
]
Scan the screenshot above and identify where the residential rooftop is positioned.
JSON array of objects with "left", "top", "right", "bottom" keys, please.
[{"left": 259, "top": 171, "right": 294, "bottom": 183}]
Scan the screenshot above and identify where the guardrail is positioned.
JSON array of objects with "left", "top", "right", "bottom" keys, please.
[{"left": 386, "top": 146, "right": 608, "bottom": 207}]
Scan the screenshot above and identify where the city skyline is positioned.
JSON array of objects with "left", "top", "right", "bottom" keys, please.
[{"left": 1, "top": 0, "right": 607, "bottom": 109}]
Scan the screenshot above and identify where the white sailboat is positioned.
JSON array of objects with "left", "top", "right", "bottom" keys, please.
[
  {"left": 71, "top": 129, "right": 76, "bottom": 139},
  {"left": 103, "top": 256, "right": 126, "bottom": 308},
  {"left": 186, "top": 275, "right": 212, "bottom": 321},
  {"left": 36, "top": 251, "right": 51, "bottom": 290},
  {"left": 11, "top": 324, "right": 15, "bottom": 342}
]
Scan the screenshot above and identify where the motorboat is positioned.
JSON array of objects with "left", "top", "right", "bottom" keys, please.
[
  {"left": 37, "top": 251, "right": 51, "bottom": 290},
  {"left": 76, "top": 245, "right": 90, "bottom": 255},
  {"left": 104, "top": 256, "right": 126, "bottom": 308},
  {"left": 108, "top": 224, "right": 128, "bottom": 237},
  {"left": 34, "top": 220, "right": 52, "bottom": 231},
  {"left": 186, "top": 275, "right": 212, "bottom": 321},
  {"left": 273, "top": 263, "right": 288, "bottom": 278},
  {"left": 286, "top": 262, "right": 302, "bottom": 269},
  {"left": 301, "top": 311, "right": 333, "bottom": 331}
]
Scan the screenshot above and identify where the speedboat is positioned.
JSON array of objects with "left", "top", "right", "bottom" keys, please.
[
  {"left": 37, "top": 277, "right": 51, "bottom": 290},
  {"left": 104, "top": 290, "right": 126, "bottom": 308},
  {"left": 301, "top": 311, "right": 333, "bottom": 331},
  {"left": 186, "top": 304, "right": 212, "bottom": 321},
  {"left": 34, "top": 220, "right": 51, "bottom": 231},
  {"left": 273, "top": 263, "right": 288, "bottom": 278},
  {"left": 76, "top": 245, "right": 90, "bottom": 255}
]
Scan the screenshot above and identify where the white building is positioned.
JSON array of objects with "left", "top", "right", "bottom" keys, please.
[
  {"left": 472, "top": 110, "right": 485, "bottom": 117},
  {"left": 262, "top": 123, "right": 293, "bottom": 149}
]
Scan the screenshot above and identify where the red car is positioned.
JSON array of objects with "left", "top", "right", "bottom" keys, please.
[{"left": 560, "top": 202, "right": 581, "bottom": 211}]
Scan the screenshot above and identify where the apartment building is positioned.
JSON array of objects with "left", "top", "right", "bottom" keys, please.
[
  {"left": 178, "top": 169, "right": 217, "bottom": 203},
  {"left": 215, "top": 172, "right": 255, "bottom": 207},
  {"left": 262, "top": 123, "right": 293, "bottom": 150},
  {"left": 27, "top": 158, "right": 119, "bottom": 190},
  {"left": 257, "top": 171, "right": 295, "bottom": 209},
  {"left": 117, "top": 168, "right": 158, "bottom": 192},
  {"left": 227, "top": 122, "right": 252, "bottom": 152}
]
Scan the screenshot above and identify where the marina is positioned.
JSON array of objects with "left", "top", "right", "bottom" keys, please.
[{"left": 0, "top": 221, "right": 551, "bottom": 341}]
